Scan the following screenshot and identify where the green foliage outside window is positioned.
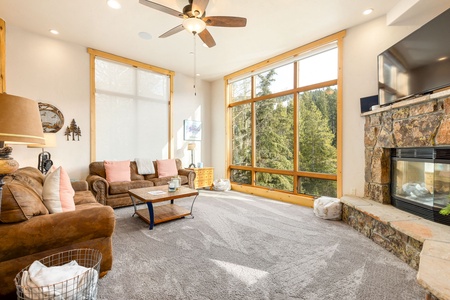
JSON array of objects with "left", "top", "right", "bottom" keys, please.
[
  {"left": 298, "top": 87, "right": 337, "bottom": 174},
  {"left": 232, "top": 104, "right": 252, "bottom": 166},
  {"left": 230, "top": 47, "right": 338, "bottom": 197}
]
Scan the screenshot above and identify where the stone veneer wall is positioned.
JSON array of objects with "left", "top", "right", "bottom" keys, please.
[
  {"left": 342, "top": 205, "right": 422, "bottom": 269},
  {"left": 364, "top": 93, "right": 450, "bottom": 203}
]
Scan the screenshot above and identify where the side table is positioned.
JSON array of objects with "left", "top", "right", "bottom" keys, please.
[{"left": 190, "top": 167, "right": 214, "bottom": 189}]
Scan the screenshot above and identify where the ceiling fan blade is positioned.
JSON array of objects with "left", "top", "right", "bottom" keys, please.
[
  {"left": 198, "top": 29, "right": 216, "bottom": 48},
  {"left": 203, "top": 16, "right": 247, "bottom": 27},
  {"left": 139, "top": 0, "right": 183, "bottom": 18},
  {"left": 159, "top": 24, "right": 185, "bottom": 38},
  {"left": 192, "top": 0, "right": 209, "bottom": 17}
]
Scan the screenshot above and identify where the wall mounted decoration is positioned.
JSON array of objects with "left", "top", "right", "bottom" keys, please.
[
  {"left": 64, "top": 119, "right": 81, "bottom": 141},
  {"left": 38, "top": 102, "right": 64, "bottom": 133},
  {"left": 184, "top": 120, "right": 201, "bottom": 141}
]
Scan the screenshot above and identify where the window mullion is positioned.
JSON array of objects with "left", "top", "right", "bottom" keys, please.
[{"left": 293, "top": 61, "right": 299, "bottom": 194}]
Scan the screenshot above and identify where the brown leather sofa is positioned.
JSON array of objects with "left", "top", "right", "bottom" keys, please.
[
  {"left": 0, "top": 167, "right": 115, "bottom": 298},
  {"left": 86, "top": 159, "right": 196, "bottom": 208}
]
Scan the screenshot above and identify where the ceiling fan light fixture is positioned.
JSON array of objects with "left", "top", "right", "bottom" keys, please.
[{"left": 183, "top": 18, "right": 206, "bottom": 34}]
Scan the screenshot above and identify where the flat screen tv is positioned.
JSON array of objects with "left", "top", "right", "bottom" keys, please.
[{"left": 378, "top": 8, "right": 450, "bottom": 105}]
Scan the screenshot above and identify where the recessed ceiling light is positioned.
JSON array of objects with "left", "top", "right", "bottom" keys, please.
[
  {"left": 49, "top": 29, "right": 59, "bottom": 35},
  {"left": 138, "top": 32, "right": 152, "bottom": 40},
  {"left": 363, "top": 8, "right": 373, "bottom": 15},
  {"left": 438, "top": 56, "right": 448, "bottom": 61},
  {"left": 196, "top": 73, "right": 200, "bottom": 77},
  {"left": 107, "top": 0, "right": 121, "bottom": 9}
]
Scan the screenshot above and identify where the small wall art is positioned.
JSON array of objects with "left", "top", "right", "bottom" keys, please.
[
  {"left": 64, "top": 119, "right": 81, "bottom": 141},
  {"left": 183, "top": 120, "right": 202, "bottom": 141}
]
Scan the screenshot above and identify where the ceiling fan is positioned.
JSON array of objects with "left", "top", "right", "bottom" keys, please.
[{"left": 139, "top": 0, "right": 247, "bottom": 47}]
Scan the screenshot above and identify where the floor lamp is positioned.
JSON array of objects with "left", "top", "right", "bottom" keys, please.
[
  {"left": 188, "top": 143, "right": 196, "bottom": 168},
  {"left": 0, "top": 93, "right": 45, "bottom": 214},
  {"left": 27, "top": 133, "right": 57, "bottom": 174}
]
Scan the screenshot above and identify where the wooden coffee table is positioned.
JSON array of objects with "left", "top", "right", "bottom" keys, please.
[{"left": 128, "top": 185, "right": 199, "bottom": 230}]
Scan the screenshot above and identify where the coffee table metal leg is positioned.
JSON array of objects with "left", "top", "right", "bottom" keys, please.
[
  {"left": 130, "top": 195, "right": 138, "bottom": 217},
  {"left": 147, "top": 202, "right": 155, "bottom": 230},
  {"left": 190, "top": 194, "right": 199, "bottom": 218}
]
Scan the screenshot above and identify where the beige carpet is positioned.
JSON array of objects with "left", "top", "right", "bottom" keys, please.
[{"left": 97, "top": 190, "right": 425, "bottom": 300}]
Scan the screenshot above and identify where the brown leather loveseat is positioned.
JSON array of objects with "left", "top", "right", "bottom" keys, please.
[
  {"left": 0, "top": 167, "right": 115, "bottom": 298},
  {"left": 86, "top": 159, "right": 195, "bottom": 208}
]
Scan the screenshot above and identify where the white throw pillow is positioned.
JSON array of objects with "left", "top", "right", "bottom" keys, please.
[{"left": 42, "top": 166, "right": 75, "bottom": 213}]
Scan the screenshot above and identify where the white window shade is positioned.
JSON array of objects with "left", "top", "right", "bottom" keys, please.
[{"left": 95, "top": 58, "right": 170, "bottom": 161}]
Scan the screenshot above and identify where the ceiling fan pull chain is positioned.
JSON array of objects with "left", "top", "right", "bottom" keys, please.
[{"left": 193, "top": 33, "right": 197, "bottom": 96}]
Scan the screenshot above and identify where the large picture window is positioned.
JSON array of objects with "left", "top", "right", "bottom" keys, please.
[
  {"left": 88, "top": 49, "right": 174, "bottom": 161},
  {"left": 226, "top": 32, "right": 344, "bottom": 203}
]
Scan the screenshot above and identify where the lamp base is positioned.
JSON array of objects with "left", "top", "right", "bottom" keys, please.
[{"left": 0, "top": 157, "right": 19, "bottom": 175}]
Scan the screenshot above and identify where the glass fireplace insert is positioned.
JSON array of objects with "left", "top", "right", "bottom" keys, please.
[{"left": 391, "top": 147, "right": 450, "bottom": 226}]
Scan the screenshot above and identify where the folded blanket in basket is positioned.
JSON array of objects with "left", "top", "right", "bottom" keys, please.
[
  {"left": 20, "top": 260, "right": 98, "bottom": 299},
  {"left": 135, "top": 158, "right": 155, "bottom": 175}
]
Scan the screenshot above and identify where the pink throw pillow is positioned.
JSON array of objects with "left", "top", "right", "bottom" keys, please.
[
  {"left": 156, "top": 159, "right": 178, "bottom": 178},
  {"left": 104, "top": 160, "right": 131, "bottom": 182},
  {"left": 42, "top": 166, "right": 76, "bottom": 213}
]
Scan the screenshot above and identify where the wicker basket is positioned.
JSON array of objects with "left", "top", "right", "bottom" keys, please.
[{"left": 15, "top": 248, "right": 102, "bottom": 300}]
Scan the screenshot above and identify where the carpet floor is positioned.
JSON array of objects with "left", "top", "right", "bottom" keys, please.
[{"left": 97, "top": 190, "right": 425, "bottom": 300}]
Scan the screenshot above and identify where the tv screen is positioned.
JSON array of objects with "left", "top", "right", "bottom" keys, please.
[{"left": 378, "top": 8, "right": 450, "bottom": 105}]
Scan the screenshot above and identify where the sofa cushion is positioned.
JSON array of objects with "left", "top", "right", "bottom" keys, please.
[
  {"left": 42, "top": 166, "right": 76, "bottom": 213},
  {"left": 156, "top": 159, "right": 178, "bottom": 177},
  {"left": 109, "top": 180, "right": 154, "bottom": 195},
  {"left": 104, "top": 160, "right": 131, "bottom": 182},
  {"left": 0, "top": 181, "right": 49, "bottom": 223}
]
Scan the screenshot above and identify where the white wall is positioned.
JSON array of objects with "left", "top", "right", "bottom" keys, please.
[
  {"left": 5, "top": 25, "right": 211, "bottom": 180},
  {"left": 173, "top": 73, "right": 211, "bottom": 169},
  {"left": 6, "top": 25, "right": 90, "bottom": 180},
  {"left": 210, "top": 15, "right": 420, "bottom": 197},
  {"left": 210, "top": 79, "right": 226, "bottom": 179},
  {"left": 342, "top": 16, "right": 417, "bottom": 196}
]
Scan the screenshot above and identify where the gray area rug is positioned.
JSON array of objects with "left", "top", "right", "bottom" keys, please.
[{"left": 97, "top": 190, "right": 425, "bottom": 300}]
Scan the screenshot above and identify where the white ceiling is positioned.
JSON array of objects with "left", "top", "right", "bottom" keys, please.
[{"left": 0, "top": 0, "right": 449, "bottom": 81}]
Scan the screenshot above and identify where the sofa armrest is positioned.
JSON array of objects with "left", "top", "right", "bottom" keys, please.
[
  {"left": 0, "top": 204, "right": 115, "bottom": 263},
  {"left": 178, "top": 169, "right": 196, "bottom": 189},
  {"left": 86, "top": 175, "right": 109, "bottom": 205},
  {"left": 71, "top": 180, "right": 89, "bottom": 192}
]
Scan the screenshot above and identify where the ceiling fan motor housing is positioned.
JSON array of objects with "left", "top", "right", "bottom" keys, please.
[{"left": 183, "top": 3, "right": 205, "bottom": 18}]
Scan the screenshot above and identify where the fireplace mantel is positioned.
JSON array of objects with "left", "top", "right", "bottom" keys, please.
[
  {"left": 362, "top": 89, "right": 450, "bottom": 117},
  {"left": 363, "top": 89, "right": 450, "bottom": 204}
]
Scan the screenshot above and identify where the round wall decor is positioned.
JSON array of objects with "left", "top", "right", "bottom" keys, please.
[{"left": 38, "top": 102, "right": 64, "bottom": 133}]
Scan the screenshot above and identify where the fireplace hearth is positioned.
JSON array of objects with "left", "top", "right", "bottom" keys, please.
[{"left": 391, "top": 147, "right": 450, "bottom": 225}]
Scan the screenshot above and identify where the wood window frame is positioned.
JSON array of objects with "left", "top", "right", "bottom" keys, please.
[
  {"left": 0, "top": 19, "right": 5, "bottom": 93},
  {"left": 224, "top": 31, "right": 345, "bottom": 207}
]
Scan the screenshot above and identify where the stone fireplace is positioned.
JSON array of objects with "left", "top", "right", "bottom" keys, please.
[
  {"left": 340, "top": 90, "right": 450, "bottom": 300},
  {"left": 364, "top": 90, "right": 450, "bottom": 210}
]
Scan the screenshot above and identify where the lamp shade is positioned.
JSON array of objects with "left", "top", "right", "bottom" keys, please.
[
  {"left": 0, "top": 93, "right": 45, "bottom": 145},
  {"left": 183, "top": 18, "right": 206, "bottom": 34},
  {"left": 188, "top": 143, "right": 196, "bottom": 150},
  {"left": 27, "top": 133, "right": 57, "bottom": 148}
]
